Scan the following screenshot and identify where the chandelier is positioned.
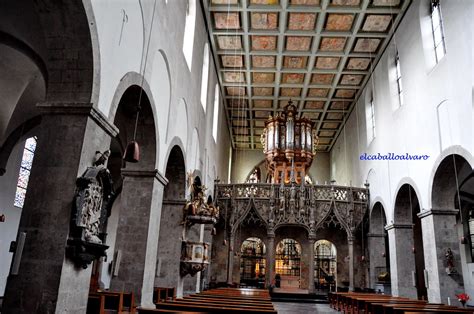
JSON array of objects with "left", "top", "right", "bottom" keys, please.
[{"left": 260, "top": 100, "right": 318, "bottom": 184}]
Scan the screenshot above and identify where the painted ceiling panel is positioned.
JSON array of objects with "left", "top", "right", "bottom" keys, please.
[{"left": 206, "top": 0, "right": 411, "bottom": 151}]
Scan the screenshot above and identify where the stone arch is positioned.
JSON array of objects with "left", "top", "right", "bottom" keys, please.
[
  {"left": 392, "top": 183, "right": 426, "bottom": 299},
  {"left": 368, "top": 202, "right": 389, "bottom": 290},
  {"left": 274, "top": 235, "right": 305, "bottom": 288},
  {"left": 392, "top": 178, "right": 423, "bottom": 223},
  {"left": 431, "top": 154, "right": 472, "bottom": 209},
  {"left": 239, "top": 237, "right": 267, "bottom": 287},
  {"left": 0, "top": 0, "right": 99, "bottom": 157},
  {"left": 393, "top": 183, "right": 421, "bottom": 225},
  {"left": 370, "top": 202, "right": 387, "bottom": 234},
  {"left": 428, "top": 146, "right": 474, "bottom": 209},
  {"left": 108, "top": 73, "right": 160, "bottom": 168},
  {"left": 163, "top": 137, "right": 187, "bottom": 173},
  {"left": 109, "top": 85, "right": 162, "bottom": 306},
  {"left": 3, "top": 0, "right": 98, "bottom": 103},
  {"left": 156, "top": 145, "right": 186, "bottom": 290}
]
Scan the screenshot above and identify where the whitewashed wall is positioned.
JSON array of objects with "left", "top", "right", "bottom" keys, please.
[{"left": 329, "top": 0, "right": 474, "bottom": 302}]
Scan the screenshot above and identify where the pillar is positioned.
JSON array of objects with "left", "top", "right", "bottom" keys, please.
[
  {"left": 367, "top": 233, "right": 387, "bottom": 289},
  {"left": 348, "top": 236, "right": 354, "bottom": 291},
  {"left": 195, "top": 224, "right": 205, "bottom": 293},
  {"left": 386, "top": 223, "right": 417, "bottom": 298},
  {"left": 308, "top": 238, "right": 315, "bottom": 293},
  {"left": 418, "top": 209, "right": 463, "bottom": 305},
  {"left": 110, "top": 169, "right": 167, "bottom": 308},
  {"left": 227, "top": 232, "right": 235, "bottom": 285},
  {"left": 266, "top": 233, "right": 275, "bottom": 288},
  {"left": 3, "top": 103, "right": 118, "bottom": 313}
]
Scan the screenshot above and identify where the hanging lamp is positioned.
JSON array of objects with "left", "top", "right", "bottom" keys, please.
[
  {"left": 123, "top": 0, "right": 157, "bottom": 163},
  {"left": 123, "top": 104, "right": 141, "bottom": 163}
]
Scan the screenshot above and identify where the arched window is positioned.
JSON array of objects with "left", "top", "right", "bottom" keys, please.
[
  {"left": 201, "top": 44, "right": 210, "bottom": 111},
  {"left": 276, "top": 239, "right": 301, "bottom": 277},
  {"left": 314, "top": 240, "right": 337, "bottom": 290},
  {"left": 183, "top": 0, "right": 196, "bottom": 70},
  {"left": 240, "top": 237, "right": 266, "bottom": 286},
  {"left": 366, "top": 92, "right": 376, "bottom": 143},
  {"left": 430, "top": 0, "right": 446, "bottom": 63},
  {"left": 395, "top": 51, "right": 404, "bottom": 107},
  {"left": 212, "top": 84, "right": 219, "bottom": 141},
  {"left": 14, "top": 137, "right": 37, "bottom": 208}
]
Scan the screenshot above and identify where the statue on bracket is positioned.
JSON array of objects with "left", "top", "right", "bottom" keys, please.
[
  {"left": 183, "top": 174, "right": 219, "bottom": 225},
  {"left": 66, "top": 150, "right": 115, "bottom": 269}
]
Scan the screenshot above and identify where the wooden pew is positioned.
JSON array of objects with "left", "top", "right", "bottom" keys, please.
[
  {"left": 141, "top": 288, "right": 276, "bottom": 314},
  {"left": 87, "top": 294, "right": 105, "bottom": 314},
  {"left": 331, "top": 291, "right": 473, "bottom": 314},
  {"left": 153, "top": 287, "right": 175, "bottom": 303},
  {"left": 89, "top": 291, "right": 135, "bottom": 314},
  {"left": 186, "top": 294, "right": 273, "bottom": 306},
  {"left": 166, "top": 299, "right": 274, "bottom": 311},
  {"left": 152, "top": 302, "right": 277, "bottom": 313}
]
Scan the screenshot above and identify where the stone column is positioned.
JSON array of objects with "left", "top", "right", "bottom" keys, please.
[
  {"left": 227, "top": 232, "right": 235, "bottom": 285},
  {"left": 348, "top": 236, "right": 355, "bottom": 291},
  {"left": 368, "top": 233, "right": 387, "bottom": 289},
  {"left": 386, "top": 223, "right": 417, "bottom": 298},
  {"left": 110, "top": 169, "right": 167, "bottom": 308},
  {"left": 418, "top": 209, "right": 463, "bottom": 305},
  {"left": 308, "top": 237, "right": 315, "bottom": 293},
  {"left": 266, "top": 233, "right": 275, "bottom": 288},
  {"left": 3, "top": 103, "right": 118, "bottom": 314}
]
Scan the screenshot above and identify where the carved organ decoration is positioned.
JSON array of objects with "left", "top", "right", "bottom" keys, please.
[
  {"left": 261, "top": 100, "right": 319, "bottom": 184},
  {"left": 67, "top": 150, "right": 115, "bottom": 269}
]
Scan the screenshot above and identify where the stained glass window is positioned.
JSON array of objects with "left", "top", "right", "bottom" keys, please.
[
  {"left": 275, "top": 238, "right": 301, "bottom": 276},
  {"left": 314, "top": 240, "right": 337, "bottom": 290},
  {"left": 240, "top": 237, "right": 266, "bottom": 285},
  {"left": 14, "top": 137, "right": 37, "bottom": 208}
]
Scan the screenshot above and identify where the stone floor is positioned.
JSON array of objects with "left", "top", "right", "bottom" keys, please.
[{"left": 273, "top": 302, "right": 338, "bottom": 313}]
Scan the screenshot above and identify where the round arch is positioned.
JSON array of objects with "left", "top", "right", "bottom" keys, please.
[
  {"left": 314, "top": 240, "right": 337, "bottom": 290},
  {"left": 239, "top": 237, "right": 267, "bottom": 287},
  {"left": 428, "top": 146, "right": 474, "bottom": 209},
  {"left": 275, "top": 238, "right": 302, "bottom": 287},
  {"left": 392, "top": 178, "right": 423, "bottom": 223}
]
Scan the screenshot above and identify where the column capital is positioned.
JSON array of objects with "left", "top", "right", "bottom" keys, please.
[
  {"left": 267, "top": 232, "right": 275, "bottom": 238},
  {"left": 385, "top": 223, "right": 413, "bottom": 231},
  {"left": 37, "top": 102, "right": 119, "bottom": 137},
  {"left": 121, "top": 169, "right": 168, "bottom": 186},
  {"left": 347, "top": 235, "right": 355, "bottom": 242},
  {"left": 417, "top": 208, "right": 459, "bottom": 219}
]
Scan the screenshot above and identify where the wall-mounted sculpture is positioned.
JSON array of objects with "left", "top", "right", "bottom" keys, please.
[{"left": 66, "top": 150, "right": 115, "bottom": 269}]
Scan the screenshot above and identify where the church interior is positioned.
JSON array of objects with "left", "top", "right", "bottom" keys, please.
[{"left": 0, "top": 0, "right": 473, "bottom": 313}]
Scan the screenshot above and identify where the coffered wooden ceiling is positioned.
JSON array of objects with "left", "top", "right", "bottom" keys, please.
[{"left": 204, "top": 0, "right": 411, "bottom": 151}]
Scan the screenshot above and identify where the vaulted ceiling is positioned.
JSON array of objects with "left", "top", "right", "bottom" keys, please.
[{"left": 203, "top": 0, "right": 411, "bottom": 151}]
